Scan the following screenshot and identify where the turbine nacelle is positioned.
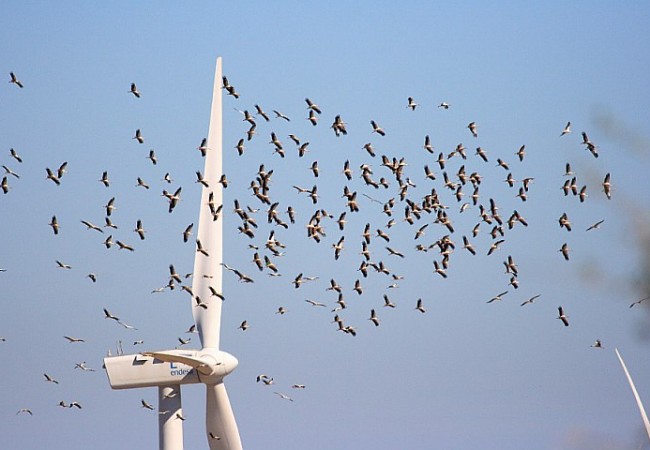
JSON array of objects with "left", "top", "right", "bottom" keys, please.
[{"left": 104, "top": 349, "right": 238, "bottom": 389}]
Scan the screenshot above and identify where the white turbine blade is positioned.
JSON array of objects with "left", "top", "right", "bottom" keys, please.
[
  {"left": 143, "top": 351, "right": 214, "bottom": 376},
  {"left": 206, "top": 383, "right": 242, "bottom": 450},
  {"left": 615, "top": 348, "right": 650, "bottom": 443},
  {"left": 191, "top": 57, "right": 224, "bottom": 350}
]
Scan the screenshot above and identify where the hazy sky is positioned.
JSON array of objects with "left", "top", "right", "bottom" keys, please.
[{"left": 1, "top": 2, "right": 650, "bottom": 449}]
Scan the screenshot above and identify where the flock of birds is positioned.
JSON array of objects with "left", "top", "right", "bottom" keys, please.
[
  {"left": 213, "top": 75, "right": 630, "bottom": 335},
  {"left": 2, "top": 68, "right": 648, "bottom": 427}
]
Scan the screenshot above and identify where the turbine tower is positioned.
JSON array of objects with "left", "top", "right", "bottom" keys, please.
[{"left": 104, "top": 57, "right": 243, "bottom": 450}]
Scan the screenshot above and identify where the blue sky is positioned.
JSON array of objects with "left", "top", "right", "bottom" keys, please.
[{"left": 1, "top": 2, "right": 650, "bottom": 449}]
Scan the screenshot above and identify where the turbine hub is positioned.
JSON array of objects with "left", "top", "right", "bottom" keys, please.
[{"left": 197, "top": 348, "right": 238, "bottom": 384}]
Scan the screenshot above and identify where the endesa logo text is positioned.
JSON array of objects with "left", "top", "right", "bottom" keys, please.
[{"left": 170, "top": 363, "right": 193, "bottom": 376}]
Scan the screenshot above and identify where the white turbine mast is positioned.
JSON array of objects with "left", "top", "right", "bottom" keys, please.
[{"left": 104, "top": 57, "right": 243, "bottom": 450}]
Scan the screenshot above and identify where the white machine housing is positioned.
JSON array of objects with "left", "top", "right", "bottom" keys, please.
[{"left": 104, "top": 349, "right": 238, "bottom": 389}]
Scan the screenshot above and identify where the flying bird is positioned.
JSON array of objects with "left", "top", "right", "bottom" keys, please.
[
  {"left": 104, "top": 197, "right": 116, "bottom": 216},
  {"left": 9, "top": 72, "right": 24, "bottom": 88},
  {"left": 362, "top": 142, "right": 376, "bottom": 158},
  {"left": 273, "top": 110, "right": 291, "bottom": 121},
  {"left": 352, "top": 279, "right": 363, "bottom": 295},
  {"left": 496, "top": 158, "right": 509, "bottom": 171},
  {"left": 197, "top": 138, "right": 209, "bottom": 157},
  {"left": 383, "top": 295, "right": 396, "bottom": 308},
  {"left": 310, "top": 160, "right": 319, "bottom": 177},
  {"left": 56, "top": 260, "right": 72, "bottom": 269},
  {"left": 147, "top": 150, "right": 158, "bottom": 165},
  {"left": 235, "top": 138, "right": 246, "bottom": 155},
  {"left": 558, "top": 213, "right": 572, "bottom": 231},
  {"left": 165, "top": 187, "right": 182, "bottom": 213},
  {"left": 371, "top": 120, "right": 386, "bottom": 136},
  {"left": 586, "top": 219, "right": 604, "bottom": 231},
  {"left": 515, "top": 145, "right": 526, "bottom": 162},
  {"left": 195, "top": 170, "right": 209, "bottom": 188},
  {"left": 520, "top": 294, "right": 541, "bottom": 307},
  {"left": 98, "top": 171, "right": 110, "bottom": 187},
  {"left": 369, "top": 309, "right": 380, "bottom": 326},
  {"left": 332, "top": 236, "right": 345, "bottom": 260},
  {"left": 629, "top": 297, "right": 649, "bottom": 308},
  {"left": 74, "top": 361, "right": 96, "bottom": 372},
  {"left": 104, "top": 217, "right": 118, "bottom": 229},
  {"left": 274, "top": 392, "right": 294, "bottom": 402},
  {"left": 81, "top": 220, "right": 103, "bottom": 233},
  {"left": 9, "top": 148, "right": 23, "bottom": 163},
  {"left": 386, "top": 246, "right": 405, "bottom": 258},
  {"left": 407, "top": 97, "right": 418, "bottom": 110},
  {"left": 246, "top": 123, "right": 256, "bottom": 141},
  {"left": 578, "top": 185, "right": 588, "bottom": 203},
  {"left": 487, "top": 291, "right": 509, "bottom": 303},
  {"left": 563, "top": 162, "right": 574, "bottom": 176},
  {"left": 103, "top": 308, "right": 119, "bottom": 321},
  {"left": 602, "top": 173, "right": 612, "bottom": 199},
  {"left": 305, "top": 98, "right": 321, "bottom": 114},
  {"left": 239, "top": 109, "right": 256, "bottom": 126},
  {"left": 560, "top": 121, "right": 571, "bottom": 136},
  {"left": 133, "top": 129, "right": 144, "bottom": 144},
  {"left": 49, "top": 216, "right": 60, "bottom": 235},
  {"left": 168, "top": 264, "right": 182, "bottom": 284},
  {"left": 141, "top": 399, "right": 155, "bottom": 410},
  {"left": 136, "top": 177, "right": 150, "bottom": 189},
  {"left": 43, "top": 373, "right": 59, "bottom": 384},
  {"left": 2, "top": 165, "right": 20, "bottom": 179},
  {"left": 254, "top": 104, "right": 270, "bottom": 122},
  {"left": 222, "top": 76, "right": 239, "bottom": 98},
  {"left": 116, "top": 240, "right": 135, "bottom": 251},
  {"left": 305, "top": 299, "right": 327, "bottom": 307},
  {"left": 45, "top": 167, "right": 61, "bottom": 185},
  {"left": 582, "top": 132, "right": 599, "bottom": 158},
  {"left": 182, "top": 223, "right": 193, "bottom": 242},
  {"left": 467, "top": 122, "right": 478, "bottom": 138},
  {"left": 557, "top": 306, "right": 569, "bottom": 326},
  {"left": 462, "top": 236, "right": 476, "bottom": 255},
  {"left": 423, "top": 135, "right": 434, "bottom": 154},
  {"left": 307, "top": 110, "right": 318, "bottom": 126},
  {"left": 559, "top": 243, "right": 570, "bottom": 260},
  {"left": 129, "top": 83, "right": 141, "bottom": 98},
  {"left": 331, "top": 115, "right": 348, "bottom": 136},
  {"left": 487, "top": 239, "right": 505, "bottom": 256}
]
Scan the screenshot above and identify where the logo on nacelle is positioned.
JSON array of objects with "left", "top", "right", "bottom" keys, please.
[{"left": 169, "top": 362, "right": 193, "bottom": 377}]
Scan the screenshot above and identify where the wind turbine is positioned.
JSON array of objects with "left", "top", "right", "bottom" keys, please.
[
  {"left": 615, "top": 348, "right": 650, "bottom": 444},
  {"left": 104, "top": 57, "right": 243, "bottom": 450}
]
